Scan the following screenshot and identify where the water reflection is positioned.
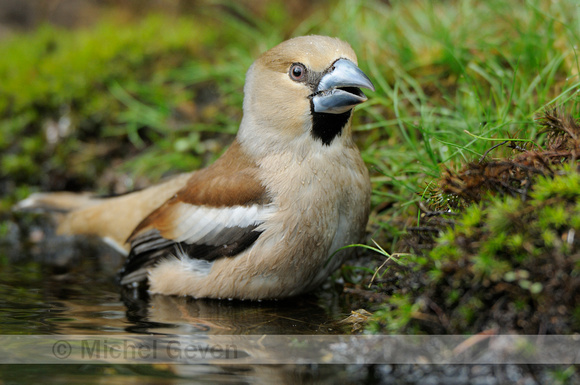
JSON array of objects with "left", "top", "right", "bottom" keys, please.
[
  {"left": 1, "top": 226, "right": 358, "bottom": 333},
  {"left": 123, "top": 290, "right": 347, "bottom": 335},
  {"left": 1, "top": 260, "right": 352, "bottom": 336},
  {"left": 0, "top": 232, "right": 371, "bottom": 383}
]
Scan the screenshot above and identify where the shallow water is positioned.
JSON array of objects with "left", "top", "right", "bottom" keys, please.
[
  {"left": 0, "top": 260, "right": 353, "bottom": 336},
  {"left": 1, "top": 221, "right": 561, "bottom": 384},
  {"left": 0, "top": 221, "right": 377, "bottom": 383}
]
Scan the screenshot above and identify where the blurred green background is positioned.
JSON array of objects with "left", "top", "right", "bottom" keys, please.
[{"left": 2, "top": 0, "right": 578, "bottom": 230}]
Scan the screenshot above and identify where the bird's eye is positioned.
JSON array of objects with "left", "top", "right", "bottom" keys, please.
[{"left": 289, "top": 63, "right": 306, "bottom": 81}]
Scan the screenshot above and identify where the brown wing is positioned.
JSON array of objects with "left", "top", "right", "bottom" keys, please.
[{"left": 120, "top": 141, "right": 273, "bottom": 285}]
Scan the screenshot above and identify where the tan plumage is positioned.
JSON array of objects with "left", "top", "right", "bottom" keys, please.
[{"left": 16, "top": 35, "right": 374, "bottom": 300}]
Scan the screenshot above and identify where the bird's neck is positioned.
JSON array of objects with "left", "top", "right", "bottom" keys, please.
[
  {"left": 237, "top": 112, "right": 354, "bottom": 159},
  {"left": 310, "top": 110, "right": 353, "bottom": 146}
]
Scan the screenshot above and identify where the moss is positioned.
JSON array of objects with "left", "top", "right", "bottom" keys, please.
[
  {"left": 366, "top": 294, "right": 421, "bottom": 333},
  {"left": 0, "top": 13, "right": 248, "bottom": 213},
  {"left": 370, "top": 109, "right": 580, "bottom": 334},
  {"left": 423, "top": 169, "right": 580, "bottom": 333}
]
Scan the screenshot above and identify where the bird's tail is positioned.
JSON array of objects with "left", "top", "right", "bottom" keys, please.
[
  {"left": 14, "top": 191, "right": 126, "bottom": 252},
  {"left": 14, "top": 173, "right": 193, "bottom": 254},
  {"left": 15, "top": 192, "right": 102, "bottom": 213}
]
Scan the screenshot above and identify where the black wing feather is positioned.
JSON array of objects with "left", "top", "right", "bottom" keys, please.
[{"left": 119, "top": 225, "right": 262, "bottom": 286}]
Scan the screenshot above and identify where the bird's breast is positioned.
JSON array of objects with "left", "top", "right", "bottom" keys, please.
[
  {"left": 149, "top": 144, "right": 371, "bottom": 299},
  {"left": 252, "top": 145, "right": 371, "bottom": 281}
]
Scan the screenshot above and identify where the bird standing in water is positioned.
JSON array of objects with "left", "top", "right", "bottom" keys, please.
[{"left": 17, "top": 35, "right": 375, "bottom": 300}]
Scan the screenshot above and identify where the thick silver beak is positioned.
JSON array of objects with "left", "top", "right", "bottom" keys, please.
[{"left": 312, "top": 58, "right": 375, "bottom": 114}]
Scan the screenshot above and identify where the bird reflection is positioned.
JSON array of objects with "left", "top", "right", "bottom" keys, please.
[{"left": 121, "top": 286, "right": 346, "bottom": 335}]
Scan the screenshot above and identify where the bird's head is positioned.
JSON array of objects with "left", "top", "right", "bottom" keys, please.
[{"left": 238, "top": 35, "right": 375, "bottom": 156}]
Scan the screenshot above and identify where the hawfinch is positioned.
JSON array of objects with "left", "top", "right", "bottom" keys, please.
[{"left": 17, "top": 35, "right": 375, "bottom": 300}]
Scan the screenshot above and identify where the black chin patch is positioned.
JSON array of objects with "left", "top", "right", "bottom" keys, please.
[{"left": 311, "top": 110, "right": 352, "bottom": 146}]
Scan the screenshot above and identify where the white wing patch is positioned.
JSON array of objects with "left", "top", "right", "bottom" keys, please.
[
  {"left": 170, "top": 203, "right": 276, "bottom": 245},
  {"left": 174, "top": 243, "right": 214, "bottom": 275}
]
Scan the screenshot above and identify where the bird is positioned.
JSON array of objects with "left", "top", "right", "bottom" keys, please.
[{"left": 16, "top": 35, "right": 375, "bottom": 300}]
